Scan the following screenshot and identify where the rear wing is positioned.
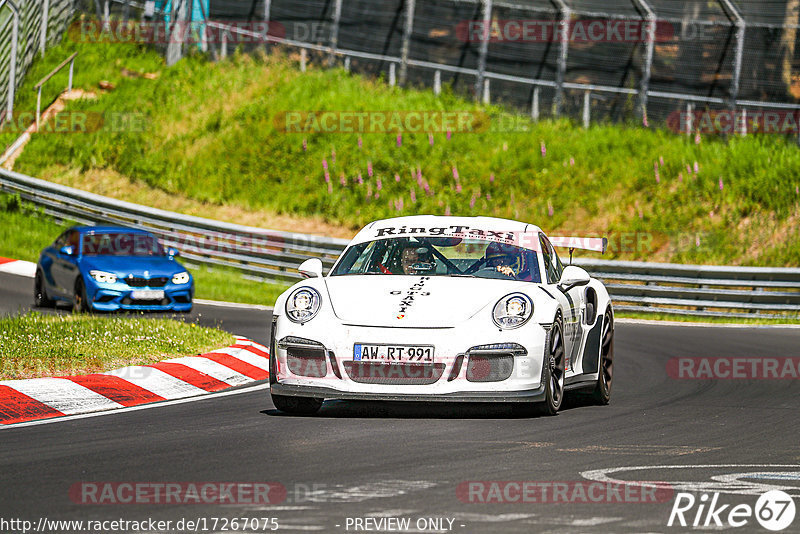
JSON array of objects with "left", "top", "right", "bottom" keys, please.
[{"left": 549, "top": 236, "right": 608, "bottom": 263}]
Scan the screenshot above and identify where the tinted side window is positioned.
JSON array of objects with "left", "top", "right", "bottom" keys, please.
[
  {"left": 53, "top": 231, "right": 68, "bottom": 248},
  {"left": 539, "top": 234, "right": 558, "bottom": 284}
]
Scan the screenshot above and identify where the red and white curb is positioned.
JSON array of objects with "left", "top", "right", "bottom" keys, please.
[
  {"left": 0, "top": 336, "right": 270, "bottom": 426},
  {"left": 0, "top": 257, "right": 36, "bottom": 277}
]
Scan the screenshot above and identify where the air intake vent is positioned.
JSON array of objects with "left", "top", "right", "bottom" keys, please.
[{"left": 343, "top": 362, "right": 445, "bottom": 385}]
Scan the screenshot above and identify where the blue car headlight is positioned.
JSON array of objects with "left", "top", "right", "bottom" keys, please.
[
  {"left": 172, "top": 272, "right": 191, "bottom": 285},
  {"left": 89, "top": 270, "right": 117, "bottom": 284},
  {"left": 286, "top": 287, "right": 321, "bottom": 323}
]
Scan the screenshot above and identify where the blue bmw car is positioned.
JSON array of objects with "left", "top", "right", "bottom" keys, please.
[{"left": 35, "top": 226, "right": 194, "bottom": 312}]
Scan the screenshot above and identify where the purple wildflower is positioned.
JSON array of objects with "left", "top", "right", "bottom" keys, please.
[
  {"left": 489, "top": 173, "right": 495, "bottom": 183},
  {"left": 395, "top": 173, "right": 401, "bottom": 183},
  {"left": 397, "top": 134, "right": 402, "bottom": 147},
  {"left": 719, "top": 177, "right": 724, "bottom": 191},
  {"left": 302, "top": 139, "right": 307, "bottom": 151},
  {"left": 694, "top": 161, "right": 699, "bottom": 173},
  {"left": 367, "top": 161, "right": 373, "bottom": 177},
  {"left": 446, "top": 130, "right": 452, "bottom": 140},
  {"left": 429, "top": 133, "right": 434, "bottom": 146},
  {"left": 540, "top": 141, "right": 546, "bottom": 157},
  {"left": 410, "top": 188, "right": 417, "bottom": 203},
  {"left": 358, "top": 136, "right": 363, "bottom": 149},
  {"left": 376, "top": 178, "right": 383, "bottom": 191},
  {"left": 452, "top": 166, "right": 459, "bottom": 180},
  {"left": 357, "top": 173, "right": 363, "bottom": 185}
]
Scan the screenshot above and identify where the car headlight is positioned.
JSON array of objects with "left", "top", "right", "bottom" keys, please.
[
  {"left": 286, "top": 287, "right": 322, "bottom": 323},
  {"left": 172, "top": 272, "right": 190, "bottom": 285},
  {"left": 492, "top": 293, "right": 533, "bottom": 329},
  {"left": 89, "top": 270, "right": 117, "bottom": 284}
]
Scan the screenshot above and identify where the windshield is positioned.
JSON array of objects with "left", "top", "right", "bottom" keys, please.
[
  {"left": 82, "top": 233, "right": 166, "bottom": 257},
  {"left": 331, "top": 237, "right": 541, "bottom": 282}
]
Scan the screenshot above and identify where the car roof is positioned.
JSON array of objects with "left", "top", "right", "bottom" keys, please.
[
  {"left": 69, "top": 226, "right": 152, "bottom": 235},
  {"left": 350, "top": 215, "right": 544, "bottom": 246}
]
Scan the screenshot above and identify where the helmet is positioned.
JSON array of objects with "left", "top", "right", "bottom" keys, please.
[{"left": 485, "top": 242, "right": 525, "bottom": 275}]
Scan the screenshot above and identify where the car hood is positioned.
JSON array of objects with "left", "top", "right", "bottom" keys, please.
[
  {"left": 79, "top": 256, "right": 185, "bottom": 277},
  {"left": 324, "top": 275, "right": 532, "bottom": 328}
]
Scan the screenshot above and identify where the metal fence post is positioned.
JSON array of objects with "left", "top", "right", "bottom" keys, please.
[
  {"left": 720, "top": 0, "right": 745, "bottom": 111},
  {"left": 389, "top": 63, "right": 396, "bottom": 86},
  {"left": 531, "top": 86, "right": 540, "bottom": 120},
  {"left": 301, "top": 48, "right": 307, "bottom": 72},
  {"left": 433, "top": 70, "right": 441, "bottom": 95},
  {"left": 68, "top": 56, "right": 75, "bottom": 92},
  {"left": 103, "top": 0, "right": 110, "bottom": 28},
  {"left": 474, "top": 0, "right": 492, "bottom": 101},
  {"left": 686, "top": 102, "right": 693, "bottom": 136},
  {"left": 633, "top": 0, "right": 655, "bottom": 120},
  {"left": 553, "top": 0, "right": 570, "bottom": 116},
  {"left": 398, "top": 0, "right": 416, "bottom": 86},
  {"left": 582, "top": 90, "right": 590, "bottom": 128},
  {"left": 166, "top": 0, "right": 187, "bottom": 66},
  {"left": 328, "top": 0, "right": 343, "bottom": 66},
  {"left": 262, "top": 0, "right": 272, "bottom": 50},
  {"left": 221, "top": 32, "right": 227, "bottom": 58},
  {"left": 40, "top": 0, "right": 50, "bottom": 57},
  {"left": 3, "top": 0, "right": 20, "bottom": 122},
  {"left": 482, "top": 79, "right": 490, "bottom": 104}
]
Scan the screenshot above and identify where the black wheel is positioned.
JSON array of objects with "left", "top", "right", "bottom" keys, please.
[
  {"left": 271, "top": 393, "right": 323, "bottom": 415},
  {"left": 592, "top": 307, "right": 614, "bottom": 405},
  {"left": 72, "top": 277, "right": 89, "bottom": 313},
  {"left": 34, "top": 269, "right": 54, "bottom": 307},
  {"left": 537, "top": 315, "right": 566, "bottom": 416}
]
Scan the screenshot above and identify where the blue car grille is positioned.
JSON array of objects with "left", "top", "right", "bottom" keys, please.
[{"left": 125, "top": 276, "right": 168, "bottom": 288}]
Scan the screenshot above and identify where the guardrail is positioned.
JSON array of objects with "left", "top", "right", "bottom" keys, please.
[
  {"left": 1, "top": 167, "right": 799, "bottom": 319},
  {"left": 34, "top": 51, "right": 77, "bottom": 129}
]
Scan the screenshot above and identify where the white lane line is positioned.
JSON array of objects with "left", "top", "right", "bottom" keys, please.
[
  {"left": 104, "top": 366, "right": 206, "bottom": 399},
  {"left": 0, "top": 378, "right": 124, "bottom": 415},
  {"left": 164, "top": 356, "right": 251, "bottom": 386},
  {"left": 195, "top": 299, "right": 273, "bottom": 311},
  {"left": 616, "top": 318, "right": 800, "bottom": 329},
  {"left": 0, "top": 383, "right": 269, "bottom": 430}
]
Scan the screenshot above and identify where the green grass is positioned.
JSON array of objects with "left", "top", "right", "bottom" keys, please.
[
  {"left": 0, "top": 312, "right": 234, "bottom": 379},
  {"left": 616, "top": 311, "right": 800, "bottom": 326},
  {"left": 8, "top": 35, "right": 800, "bottom": 267},
  {"left": 0, "top": 192, "right": 289, "bottom": 305}
]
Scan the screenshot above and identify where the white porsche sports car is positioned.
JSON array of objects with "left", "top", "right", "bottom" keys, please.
[{"left": 269, "top": 216, "right": 613, "bottom": 416}]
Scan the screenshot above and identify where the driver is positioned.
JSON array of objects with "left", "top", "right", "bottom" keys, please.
[
  {"left": 484, "top": 242, "right": 525, "bottom": 278},
  {"left": 401, "top": 246, "right": 432, "bottom": 275}
]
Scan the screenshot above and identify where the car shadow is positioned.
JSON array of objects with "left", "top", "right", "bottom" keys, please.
[{"left": 262, "top": 396, "right": 591, "bottom": 419}]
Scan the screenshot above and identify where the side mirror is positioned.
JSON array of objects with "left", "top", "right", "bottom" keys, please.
[
  {"left": 167, "top": 247, "right": 180, "bottom": 257},
  {"left": 60, "top": 245, "right": 74, "bottom": 256},
  {"left": 298, "top": 258, "right": 323, "bottom": 279},
  {"left": 558, "top": 265, "right": 591, "bottom": 293}
]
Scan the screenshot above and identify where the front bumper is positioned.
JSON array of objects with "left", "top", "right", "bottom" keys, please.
[
  {"left": 87, "top": 282, "right": 193, "bottom": 311},
  {"left": 271, "top": 316, "right": 549, "bottom": 402}
]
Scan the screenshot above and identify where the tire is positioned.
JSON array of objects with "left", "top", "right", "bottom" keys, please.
[
  {"left": 592, "top": 307, "right": 614, "bottom": 405},
  {"left": 72, "top": 277, "right": 89, "bottom": 313},
  {"left": 34, "top": 269, "right": 54, "bottom": 308},
  {"left": 537, "top": 314, "right": 566, "bottom": 416},
  {"left": 271, "top": 393, "right": 323, "bottom": 415}
]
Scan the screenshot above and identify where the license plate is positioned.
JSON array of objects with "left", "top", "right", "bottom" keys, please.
[
  {"left": 131, "top": 289, "right": 165, "bottom": 300},
  {"left": 353, "top": 344, "right": 434, "bottom": 363}
]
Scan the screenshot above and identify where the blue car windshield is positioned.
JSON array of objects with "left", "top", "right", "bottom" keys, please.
[
  {"left": 82, "top": 233, "right": 165, "bottom": 256},
  {"left": 331, "top": 237, "right": 541, "bottom": 283}
]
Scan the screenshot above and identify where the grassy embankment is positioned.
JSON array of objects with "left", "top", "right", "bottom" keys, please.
[{"left": 0, "top": 312, "right": 234, "bottom": 379}]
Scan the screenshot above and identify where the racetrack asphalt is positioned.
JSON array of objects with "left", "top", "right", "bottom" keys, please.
[{"left": 1, "top": 271, "right": 798, "bottom": 533}]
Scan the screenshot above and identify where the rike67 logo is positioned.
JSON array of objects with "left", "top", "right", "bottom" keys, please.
[{"left": 668, "top": 490, "right": 796, "bottom": 531}]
